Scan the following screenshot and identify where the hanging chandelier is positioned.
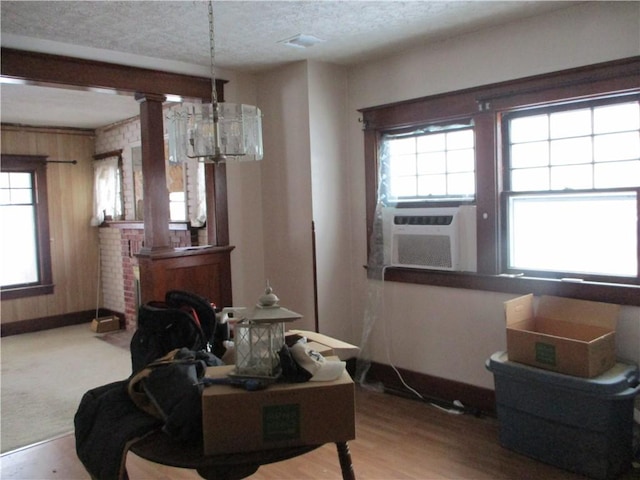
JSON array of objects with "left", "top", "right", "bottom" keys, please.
[{"left": 168, "top": 0, "right": 263, "bottom": 164}]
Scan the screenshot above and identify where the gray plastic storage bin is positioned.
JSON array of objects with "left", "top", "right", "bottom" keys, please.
[{"left": 486, "top": 351, "right": 639, "bottom": 480}]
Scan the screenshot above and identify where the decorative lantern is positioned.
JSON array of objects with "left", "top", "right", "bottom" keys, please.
[
  {"left": 234, "top": 321, "right": 285, "bottom": 378},
  {"left": 233, "top": 282, "right": 301, "bottom": 379}
]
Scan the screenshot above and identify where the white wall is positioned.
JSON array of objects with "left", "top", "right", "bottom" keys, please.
[
  {"left": 307, "top": 61, "right": 351, "bottom": 341},
  {"left": 342, "top": 1, "right": 640, "bottom": 390},
  {"left": 254, "top": 62, "right": 316, "bottom": 331},
  {"left": 347, "top": 1, "right": 640, "bottom": 110},
  {"left": 231, "top": 60, "right": 352, "bottom": 340}
]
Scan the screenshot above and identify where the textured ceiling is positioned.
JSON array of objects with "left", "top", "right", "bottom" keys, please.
[{"left": 0, "top": 1, "right": 576, "bottom": 129}]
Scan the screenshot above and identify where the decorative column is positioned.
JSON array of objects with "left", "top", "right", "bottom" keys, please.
[
  {"left": 205, "top": 163, "right": 229, "bottom": 246},
  {"left": 133, "top": 89, "right": 234, "bottom": 309},
  {"left": 135, "top": 92, "right": 170, "bottom": 252}
]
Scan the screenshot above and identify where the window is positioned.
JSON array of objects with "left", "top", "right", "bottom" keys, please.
[
  {"left": 361, "top": 57, "right": 640, "bottom": 306},
  {"left": 506, "top": 101, "right": 640, "bottom": 192},
  {"left": 383, "top": 124, "right": 475, "bottom": 203},
  {"left": 507, "top": 192, "right": 637, "bottom": 277},
  {"left": 131, "top": 142, "right": 188, "bottom": 222},
  {"left": 0, "top": 155, "right": 53, "bottom": 299},
  {"left": 92, "top": 153, "right": 123, "bottom": 224},
  {"left": 503, "top": 99, "right": 639, "bottom": 279}
]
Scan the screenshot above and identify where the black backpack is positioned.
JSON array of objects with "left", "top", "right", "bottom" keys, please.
[
  {"left": 128, "top": 348, "right": 209, "bottom": 443},
  {"left": 130, "top": 290, "right": 220, "bottom": 375}
]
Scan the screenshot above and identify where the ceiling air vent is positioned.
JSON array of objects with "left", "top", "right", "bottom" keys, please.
[{"left": 279, "top": 34, "right": 325, "bottom": 49}]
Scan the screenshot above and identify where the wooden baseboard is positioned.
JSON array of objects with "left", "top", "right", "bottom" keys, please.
[
  {"left": 363, "top": 361, "right": 496, "bottom": 415},
  {"left": 1, "top": 309, "right": 124, "bottom": 337}
]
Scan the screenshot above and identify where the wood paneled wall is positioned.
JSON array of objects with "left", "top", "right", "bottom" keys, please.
[{"left": 1, "top": 125, "right": 99, "bottom": 324}]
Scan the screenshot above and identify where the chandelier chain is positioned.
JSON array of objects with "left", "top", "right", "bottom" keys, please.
[
  {"left": 208, "top": 0, "right": 217, "bottom": 105},
  {"left": 165, "top": 0, "right": 262, "bottom": 163}
]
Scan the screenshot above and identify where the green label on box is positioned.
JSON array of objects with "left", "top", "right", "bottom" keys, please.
[
  {"left": 535, "top": 342, "right": 556, "bottom": 365},
  {"left": 263, "top": 404, "right": 300, "bottom": 442}
]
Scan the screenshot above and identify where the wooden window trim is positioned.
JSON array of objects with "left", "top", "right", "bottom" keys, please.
[
  {"left": 361, "top": 56, "right": 640, "bottom": 306},
  {"left": 0, "top": 155, "right": 54, "bottom": 300}
]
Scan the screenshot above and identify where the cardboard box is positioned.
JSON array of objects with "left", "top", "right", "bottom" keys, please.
[
  {"left": 202, "top": 363, "right": 355, "bottom": 455},
  {"left": 284, "top": 333, "right": 334, "bottom": 357},
  {"left": 90, "top": 315, "right": 120, "bottom": 333},
  {"left": 504, "top": 294, "right": 619, "bottom": 377},
  {"left": 287, "top": 330, "right": 360, "bottom": 360}
]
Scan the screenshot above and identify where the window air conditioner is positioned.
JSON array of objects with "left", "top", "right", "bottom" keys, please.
[{"left": 382, "top": 205, "right": 477, "bottom": 272}]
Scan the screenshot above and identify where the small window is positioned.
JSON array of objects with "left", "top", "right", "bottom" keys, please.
[
  {"left": 92, "top": 155, "right": 123, "bottom": 224},
  {"left": 131, "top": 142, "right": 188, "bottom": 222},
  {"left": 382, "top": 123, "right": 475, "bottom": 204},
  {"left": 1, "top": 171, "right": 39, "bottom": 285},
  {"left": 0, "top": 155, "right": 53, "bottom": 299},
  {"left": 504, "top": 97, "right": 640, "bottom": 279}
]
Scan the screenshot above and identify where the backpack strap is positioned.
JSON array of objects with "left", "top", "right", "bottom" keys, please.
[
  {"left": 128, "top": 349, "right": 182, "bottom": 419},
  {"left": 128, "top": 349, "right": 205, "bottom": 419},
  {"left": 128, "top": 348, "right": 208, "bottom": 441}
]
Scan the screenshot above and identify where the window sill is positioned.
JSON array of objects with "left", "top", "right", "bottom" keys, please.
[
  {"left": 381, "top": 267, "right": 640, "bottom": 307},
  {"left": 0, "top": 283, "right": 54, "bottom": 301}
]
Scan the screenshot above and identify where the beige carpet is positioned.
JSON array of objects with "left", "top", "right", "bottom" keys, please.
[{"left": 0, "top": 324, "right": 132, "bottom": 453}]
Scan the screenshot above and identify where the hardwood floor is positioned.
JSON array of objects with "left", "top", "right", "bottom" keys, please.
[{"left": 3, "top": 386, "right": 636, "bottom": 480}]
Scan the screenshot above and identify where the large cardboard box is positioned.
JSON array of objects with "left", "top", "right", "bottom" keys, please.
[
  {"left": 202, "top": 364, "right": 355, "bottom": 455},
  {"left": 504, "top": 294, "right": 619, "bottom": 377}
]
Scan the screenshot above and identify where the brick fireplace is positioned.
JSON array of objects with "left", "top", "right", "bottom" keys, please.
[{"left": 99, "top": 222, "right": 193, "bottom": 329}]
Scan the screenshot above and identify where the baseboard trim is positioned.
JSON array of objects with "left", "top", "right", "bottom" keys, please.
[
  {"left": 364, "top": 361, "right": 496, "bottom": 415},
  {"left": 1, "top": 309, "right": 124, "bottom": 337}
]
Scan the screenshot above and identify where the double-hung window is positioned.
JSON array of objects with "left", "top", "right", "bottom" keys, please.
[
  {"left": 503, "top": 98, "right": 639, "bottom": 280},
  {"left": 0, "top": 155, "right": 53, "bottom": 299}
]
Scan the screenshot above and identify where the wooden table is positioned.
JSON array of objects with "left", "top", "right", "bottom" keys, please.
[{"left": 128, "top": 430, "right": 355, "bottom": 480}]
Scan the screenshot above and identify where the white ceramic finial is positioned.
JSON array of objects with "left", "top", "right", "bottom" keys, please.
[{"left": 258, "top": 280, "right": 279, "bottom": 307}]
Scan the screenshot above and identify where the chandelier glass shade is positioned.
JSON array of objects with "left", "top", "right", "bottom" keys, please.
[
  {"left": 168, "top": 102, "right": 263, "bottom": 164},
  {"left": 167, "top": 1, "right": 263, "bottom": 164}
]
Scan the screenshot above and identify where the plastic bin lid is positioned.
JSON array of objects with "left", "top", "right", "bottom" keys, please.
[{"left": 486, "top": 351, "right": 640, "bottom": 398}]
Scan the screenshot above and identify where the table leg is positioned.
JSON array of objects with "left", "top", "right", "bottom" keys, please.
[{"left": 335, "top": 442, "right": 355, "bottom": 480}]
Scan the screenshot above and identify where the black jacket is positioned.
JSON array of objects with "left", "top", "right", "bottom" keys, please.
[{"left": 74, "top": 380, "right": 161, "bottom": 480}]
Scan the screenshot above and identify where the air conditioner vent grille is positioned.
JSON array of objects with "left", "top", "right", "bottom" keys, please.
[
  {"left": 396, "top": 234, "right": 452, "bottom": 269},
  {"left": 394, "top": 215, "right": 454, "bottom": 226},
  {"left": 382, "top": 205, "right": 476, "bottom": 272}
]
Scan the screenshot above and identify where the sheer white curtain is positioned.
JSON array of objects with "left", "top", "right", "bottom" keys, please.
[
  {"left": 91, "top": 157, "right": 121, "bottom": 226},
  {"left": 194, "top": 160, "right": 207, "bottom": 226}
]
